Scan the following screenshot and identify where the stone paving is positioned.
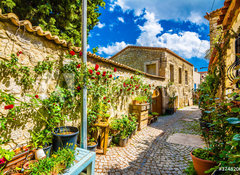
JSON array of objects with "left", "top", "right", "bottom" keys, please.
[{"left": 95, "top": 106, "right": 202, "bottom": 175}]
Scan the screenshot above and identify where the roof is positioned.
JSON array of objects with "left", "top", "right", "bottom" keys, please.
[
  {"left": 217, "top": 0, "right": 240, "bottom": 30},
  {"left": 204, "top": 8, "right": 222, "bottom": 21},
  {"left": 0, "top": 9, "right": 165, "bottom": 80},
  {"left": 110, "top": 45, "right": 193, "bottom": 67},
  {"left": 198, "top": 71, "right": 208, "bottom": 74}
]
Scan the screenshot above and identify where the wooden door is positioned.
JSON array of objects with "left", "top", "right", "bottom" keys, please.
[{"left": 152, "top": 88, "right": 162, "bottom": 115}]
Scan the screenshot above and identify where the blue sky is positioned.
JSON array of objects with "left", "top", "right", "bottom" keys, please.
[{"left": 88, "top": 0, "right": 224, "bottom": 71}]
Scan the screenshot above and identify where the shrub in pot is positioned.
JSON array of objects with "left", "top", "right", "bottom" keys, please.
[
  {"left": 191, "top": 148, "right": 217, "bottom": 175},
  {"left": 87, "top": 138, "right": 98, "bottom": 152},
  {"left": 31, "top": 129, "right": 52, "bottom": 157},
  {"left": 133, "top": 96, "right": 148, "bottom": 105},
  {"left": 52, "top": 126, "right": 79, "bottom": 152}
]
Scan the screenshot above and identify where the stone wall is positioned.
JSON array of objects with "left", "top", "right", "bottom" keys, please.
[{"left": 0, "top": 20, "right": 165, "bottom": 148}]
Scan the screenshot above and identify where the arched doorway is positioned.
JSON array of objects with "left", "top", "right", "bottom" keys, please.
[{"left": 152, "top": 87, "right": 163, "bottom": 115}]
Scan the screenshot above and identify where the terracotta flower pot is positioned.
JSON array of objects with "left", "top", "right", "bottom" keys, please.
[{"left": 190, "top": 152, "right": 217, "bottom": 175}]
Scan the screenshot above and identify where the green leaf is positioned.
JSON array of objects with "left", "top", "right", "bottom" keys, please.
[{"left": 227, "top": 118, "right": 240, "bottom": 124}]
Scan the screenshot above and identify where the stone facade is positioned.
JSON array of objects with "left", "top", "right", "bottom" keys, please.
[
  {"left": 0, "top": 20, "right": 165, "bottom": 148},
  {"left": 111, "top": 46, "right": 194, "bottom": 108},
  {"left": 193, "top": 69, "right": 201, "bottom": 90}
]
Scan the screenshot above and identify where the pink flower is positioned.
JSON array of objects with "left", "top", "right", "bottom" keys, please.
[
  {"left": 79, "top": 51, "right": 83, "bottom": 56},
  {"left": 0, "top": 157, "right": 6, "bottom": 165},
  {"left": 77, "top": 64, "right": 81, "bottom": 68},
  {"left": 95, "top": 64, "right": 100, "bottom": 71},
  {"left": 35, "top": 95, "right": 39, "bottom": 99},
  {"left": 4, "top": 104, "right": 14, "bottom": 110},
  {"left": 114, "top": 68, "right": 117, "bottom": 72},
  {"left": 70, "top": 50, "right": 75, "bottom": 56},
  {"left": 89, "top": 69, "right": 93, "bottom": 74}
]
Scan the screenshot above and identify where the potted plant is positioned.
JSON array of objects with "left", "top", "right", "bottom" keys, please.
[
  {"left": 190, "top": 148, "right": 217, "bottom": 175},
  {"left": 52, "top": 126, "right": 79, "bottom": 152},
  {"left": 133, "top": 96, "right": 148, "bottom": 105},
  {"left": 87, "top": 138, "right": 98, "bottom": 151},
  {"left": 119, "top": 131, "right": 129, "bottom": 147},
  {"left": 0, "top": 147, "right": 15, "bottom": 169},
  {"left": 31, "top": 129, "right": 52, "bottom": 157}
]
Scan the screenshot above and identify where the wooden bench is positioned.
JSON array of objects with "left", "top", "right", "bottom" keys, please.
[{"left": 63, "top": 147, "right": 96, "bottom": 175}]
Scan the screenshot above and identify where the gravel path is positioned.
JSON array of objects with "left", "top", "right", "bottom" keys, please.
[{"left": 95, "top": 106, "right": 202, "bottom": 175}]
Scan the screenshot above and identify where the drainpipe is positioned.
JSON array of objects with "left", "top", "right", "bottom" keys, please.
[{"left": 80, "top": 0, "right": 87, "bottom": 149}]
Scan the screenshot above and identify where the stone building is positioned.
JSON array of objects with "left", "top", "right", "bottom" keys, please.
[
  {"left": 193, "top": 68, "right": 201, "bottom": 90},
  {"left": 110, "top": 46, "right": 194, "bottom": 109},
  {"left": 205, "top": 0, "right": 240, "bottom": 93}
]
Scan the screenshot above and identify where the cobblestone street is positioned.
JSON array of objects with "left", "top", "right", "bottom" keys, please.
[{"left": 95, "top": 106, "right": 203, "bottom": 175}]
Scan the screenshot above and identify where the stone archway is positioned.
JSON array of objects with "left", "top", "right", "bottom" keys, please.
[{"left": 152, "top": 87, "right": 163, "bottom": 115}]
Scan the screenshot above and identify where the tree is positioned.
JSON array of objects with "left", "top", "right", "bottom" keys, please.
[{"left": 0, "top": 0, "right": 105, "bottom": 47}]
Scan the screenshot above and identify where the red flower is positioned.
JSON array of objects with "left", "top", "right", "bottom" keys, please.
[
  {"left": 132, "top": 92, "right": 134, "bottom": 94},
  {"left": 89, "top": 69, "right": 93, "bottom": 74},
  {"left": 103, "top": 97, "right": 107, "bottom": 100},
  {"left": 35, "top": 95, "right": 39, "bottom": 99},
  {"left": 95, "top": 64, "right": 100, "bottom": 71},
  {"left": 131, "top": 76, "right": 133, "bottom": 79},
  {"left": 96, "top": 72, "right": 100, "bottom": 76},
  {"left": 123, "top": 83, "right": 126, "bottom": 87},
  {"left": 70, "top": 50, "right": 75, "bottom": 56},
  {"left": 77, "top": 64, "right": 81, "bottom": 68},
  {"left": 4, "top": 104, "right": 14, "bottom": 110},
  {"left": 108, "top": 100, "right": 110, "bottom": 103},
  {"left": 120, "top": 89, "right": 122, "bottom": 92},
  {"left": 144, "top": 89, "right": 147, "bottom": 91},
  {"left": 17, "top": 51, "right": 23, "bottom": 56},
  {"left": 13, "top": 118, "right": 15, "bottom": 120},
  {"left": 109, "top": 75, "right": 112, "bottom": 78},
  {"left": 0, "top": 157, "right": 6, "bottom": 165},
  {"left": 77, "top": 86, "right": 81, "bottom": 91},
  {"left": 102, "top": 71, "right": 106, "bottom": 77},
  {"left": 149, "top": 84, "right": 151, "bottom": 87},
  {"left": 114, "top": 68, "right": 117, "bottom": 72},
  {"left": 79, "top": 51, "right": 83, "bottom": 56},
  {"left": 127, "top": 88, "right": 131, "bottom": 91},
  {"left": 91, "top": 77, "right": 96, "bottom": 79}
]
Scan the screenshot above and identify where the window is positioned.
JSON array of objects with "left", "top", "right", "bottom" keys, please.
[
  {"left": 144, "top": 60, "right": 159, "bottom": 76},
  {"left": 146, "top": 64, "right": 156, "bottom": 75},
  {"left": 179, "top": 68, "right": 182, "bottom": 84},
  {"left": 185, "top": 70, "right": 188, "bottom": 85},
  {"left": 194, "top": 83, "right": 197, "bottom": 90},
  {"left": 170, "top": 64, "right": 174, "bottom": 82}
]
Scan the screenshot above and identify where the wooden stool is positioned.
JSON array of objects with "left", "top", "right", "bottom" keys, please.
[{"left": 94, "top": 122, "right": 109, "bottom": 155}]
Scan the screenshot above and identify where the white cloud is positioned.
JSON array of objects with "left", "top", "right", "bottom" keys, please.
[
  {"left": 96, "top": 22, "right": 105, "bottom": 28},
  {"left": 118, "top": 17, "right": 125, "bottom": 23},
  {"left": 136, "top": 11, "right": 210, "bottom": 59},
  {"left": 136, "top": 11, "right": 163, "bottom": 46},
  {"left": 187, "top": 12, "right": 207, "bottom": 25},
  {"left": 98, "top": 41, "right": 129, "bottom": 55},
  {"left": 109, "top": 0, "right": 224, "bottom": 25}
]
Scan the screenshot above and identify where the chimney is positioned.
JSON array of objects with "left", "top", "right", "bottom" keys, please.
[{"left": 195, "top": 68, "right": 198, "bottom": 72}]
